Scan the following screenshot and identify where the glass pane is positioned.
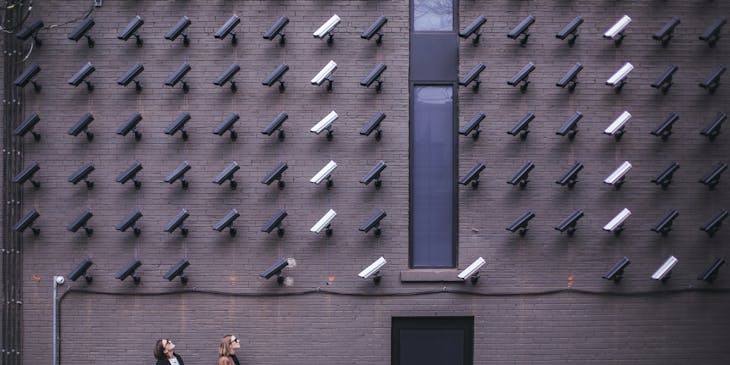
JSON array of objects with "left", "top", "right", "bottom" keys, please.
[
  {"left": 413, "top": 0, "right": 453, "bottom": 31},
  {"left": 412, "top": 86, "right": 454, "bottom": 267}
]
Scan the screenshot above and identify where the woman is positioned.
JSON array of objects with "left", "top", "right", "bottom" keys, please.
[
  {"left": 217, "top": 334, "right": 241, "bottom": 365},
  {"left": 154, "top": 338, "right": 184, "bottom": 365}
]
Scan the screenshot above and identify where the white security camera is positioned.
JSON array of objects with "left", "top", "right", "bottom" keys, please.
[
  {"left": 311, "top": 209, "right": 337, "bottom": 235},
  {"left": 313, "top": 14, "right": 341, "bottom": 42},
  {"left": 311, "top": 60, "right": 338, "bottom": 86},
  {"left": 603, "top": 15, "right": 631, "bottom": 43},
  {"left": 458, "top": 257, "right": 486, "bottom": 283},
  {"left": 651, "top": 256, "right": 678, "bottom": 281},
  {"left": 604, "top": 161, "right": 632, "bottom": 187},
  {"left": 358, "top": 256, "right": 387, "bottom": 280},
  {"left": 606, "top": 63, "right": 633, "bottom": 91},
  {"left": 54, "top": 275, "right": 65, "bottom": 285},
  {"left": 310, "top": 160, "right": 338, "bottom": 187},
  {"left": 603, "top": 208, "right": 631, "bottom": 234},
  {"left": 604, "top": 111, "right": 632, "bottom": 139},
  {"left": 311, "top": 111, "right": 338, "bottom": 138}
]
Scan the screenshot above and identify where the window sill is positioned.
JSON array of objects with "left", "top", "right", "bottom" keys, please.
[{"left": 400, "top": 269, "right": 462, "bottom": 282}]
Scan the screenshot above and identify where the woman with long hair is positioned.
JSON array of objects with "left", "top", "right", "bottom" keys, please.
[{"left": 217, "top": 334, "right": 242, "bottom": 365}]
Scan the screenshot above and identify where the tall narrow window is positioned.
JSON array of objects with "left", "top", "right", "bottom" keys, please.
[
  {"left": 413, "top": 0, "right": 454, "bottom": 31},
  {"left": 411, "top": 86, "right": 455, "bottom": 268},
  {"left": 392, "top": 317, "right": 474, "bottom": 365}
]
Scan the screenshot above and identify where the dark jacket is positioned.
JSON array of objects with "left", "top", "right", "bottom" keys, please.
[{"left": 156, "top": 353, "right": 184, "bottom": 365}]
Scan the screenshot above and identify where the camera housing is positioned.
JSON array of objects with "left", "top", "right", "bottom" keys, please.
[
  {"left": 555, "top": 210, "right": 584, "bottom": 236},
  {"left": 68, "top": 62, "right": 95, "bottom": 92},
  {"left": 651, "top": 162, "right": 680, "bottom": 190},
  {"left": 508, "top": 161, "right": 535, "bottom": 189},
  {"left": 117, "top": 63, "right": 144, "bottom": 92},
  {"left": 508, "top": 15, "right": 535, "bottom": 46},
  {"left": 360, "top": 63, "right": 387, "bottom": 93},
  {"left": 262, "top": 64, "right": 289, "bottom": 93},
  {"left": 459, "top": 63, "right": 486, "bottom": 92},
  {"left": 360, "top": 112, "right": 386, "bottom": 141},
  {"left": 700, "top": 112, "right": 726, "bottom": 141},
  {"left": 164, "top": 209, "right": 190, "bottom": 236},
  {"left": 164, "top": 161, "right": 191, "bottom": 189},
  {"left": 164, "top": 259, "right": 190, "bottom": 284},
  {"left": 360, "top": 161, "right": 387, "bottom": 189},
  {"left": 17, "top": 19, "right": 44, "bottom": 46},
  {"left": 165, "top": 112, "right": 191, "bottom": 140},
  {"left": 458, "top": 257, "right": 486, "bottom": 284},
  {"left": 261, "top": 162, "right": 288, "bottom": 189},
  {"left": 507, "top": 112, "right": 535, "bottom": 140},
  {"left": 115, "top": 259, "right": 142, "bottom": 284},
  {"left": 213, "top": 161, "right": 240, "bottom": 190},
  {"left": 506, "top": 211, "right": 535, "bottom": 236},
  {"left": 459, "top": 15, "right": 487, "bottom": 46},
  {"left": 215, "top": 15, "right": 241, "bottom": 45},
  {"left": 68, "top": 163, "right": 95, "bottom": 189},
  {"left": 213, "top": 64, "right": 240, "bottom": 93},
  {"left": 117, "top": 161, "right": 143, "bottom": 189},
  {"left": 459, "top": 162, "right": 486, "bottom": 189},
  {"left": 116, "top": 209, "right": 143, "bottom": 235},
  {"left": 602, "top": 257, "right": 630, "bottom": 283},
  {"left": 67, "top": 209, "right": 94, "bottom": 236},
  {"left": 262, "top": 112, "right": 288, "bottom": 141},
  {"left": 68, "top": 257, "right": 94, "bottom": 283},
  {"left": 14, "top": 64, "right": 42, "bottom": 92},
  {"left": 555, "top": 161, "right": 583, "bottom": 188},
  {"left": 556, "top": 63, "right": 583, "bottom": 92},
  {"left": 13, "top": 208, "right": 40, "bottom": 235},
  {"left": 362, "top": 16, "right": 388, "bottom": 45},
  {"left": 165, "top": 16, "right": 191, "bottom": 46},
  {"left": 118, "top": 15, "right": 144, "bottom": 46},
  {"left": 213, "top": 112, "right": 239, "bottom": 140},
  {"left": 507, "top": 62, "right": 535, "bottom": 93},
  {"left": 699, "top": 65, "right": 726, "bottom": 94},
  {"left": 213, "top": 209, "right": 240, "bottom": 237},
  {"left": 556, "top": 16, "right": 583, "bottom": 46},
  {"left": 359, "top": 209, "right": 387, "bottom": 237},
  {"left": 653, "top": 17, "right": 680, "bottom": 46},
  {"left": 117, "top": 112, "right": 143, "bottom": 141},
  {"left": 651, "top": 112, "right": 679, "bottom": 141},
  {"left": 13, "top": 161, "right": 41, "bottom": 188},
  {"left": 261, "top": 209, "right": 288, "bottom": 237},
  {"left": 263, "top": 16, "right": 289, "bottom": 45},
  {"left": 459, "top": 112, "right": 484, "bottom": 140},
  {"left": 165, "top": 63, "right": 191, "bottom": 93},
  {"left": 15, "top": 113, "right": 41, "bottom": 141},
  {"left": 68, "top": 17, "right": 96, "bottom": 47}
]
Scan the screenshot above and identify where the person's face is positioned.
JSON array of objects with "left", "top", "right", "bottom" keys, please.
[
  {"left": 229, "top": 336, "right": 241, "bottom": 350},
  {"left": 162, "top": 339, "right": 176, "bottom": 354}
]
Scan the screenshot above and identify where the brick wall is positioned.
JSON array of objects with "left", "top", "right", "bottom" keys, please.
[{"left": 12, "top": 0, "right": 730, "bottom": 364}]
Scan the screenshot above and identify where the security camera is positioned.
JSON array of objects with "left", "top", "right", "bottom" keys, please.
[
  {"left": 506, "top": 211, "right": 535, "bottom": 236},
  {"left": 362, "top": 16, "right": 387, "bottom": 46},
  {"left": 507, "top": 112, "right": 535, "bottom": 140},
  {"left": 311, "top": 209, "right": 336, "bottom": 235},
  {"left": 556, "top": 111, "right": 582, "bottom": 140},
  {"left": 262, "top": 64, "right": 289, "bottom": 93},
  {"left": 699, "top": 65, "right": 726, "bottom": 94},
  {"left": 556, "top": 63, "right": 583, "bottom": 92},
  {"left": 359, "top": 209, "right": 387, "bottom": 237},
  {"left": 651, "top": 161, "right": 679, "bottom": 189},
  {"left": 360, "top": 63, "right": 387, "bottom": 93},
  {"left": 262, "top": 112, "right": 288, "bottom": 141},
  {"left": 507, "top": 15, "right": 535, "bottom": 46},
  {"left": 459, "top": 15, "right": 487, "bottom": 46},
  {"left": 311, "top": 60, "right": 338, "bottom": 92},
  {"left": 555, "top": 161, "right": 583, "bottom": 188},
  {"left": 14, "top": 64, "right": 42, "bottom": 92},
  {"left": 17, "top": 19, "right": 44, "bottom": 46},
  {"left": 698, "top": 258, "right": 725, "bottom": 283},
  {"left": 606, "top": 63, "right": 633, "bottom": 92},
  {"left": 699, "top": 16, "right": 726, "bottom": 48},
  {"left": 118, "top": 15, "right": 144, "bottom": 47},
  {"left": 164, "top": 161, "right": 191, "bottom": 189},
  {"left": 602, "top": 257, "right": 630, "bottom": 283},
  {"left": 556, "top": 16, "right": 583, "bottom": 46},
  {"left": 603, "top": 161, "right": 632, "bottom": 189},
  {"left": 313, "top": 14, "right": 341, "bottom": 45},
  {"left": 213, "top": 112, "right": 239, "bottom": 140},
  {"left": 263, "top": 16, "right": 289, "bottom": 46},
  {"left": 213, "top": 209, "right": 240, "bottom": 236},
  {"left": 310, "top": 160, "right": 338, "bottom": 188},
  {"left": 261, "top": 162, "right": 288, "bottom": 189},
  {"left": 651, "top": 256, "right": 678, "bottom": 282},
  {"left": 311, "top": 111, "right": 338, "bottom": 140},
  {"left": 117, "top": 63, "right": 144, "bottom": 92},
  {"left": 653, "top": 17, "right": 680, "bottom": 46},
  {"left": 358, "top": 257, "right": 387, "bottom": 284},
  {"left": 603, "top": 15, "right": 631, "bottom": 46},
  {"left": 459, "top": 63, "right": 486, "bottom": 92},
  {"left": 261, "top": 209, "right": 287, "bottom": 237},
  {"left": 67, "top": 209, "right": 94, "bottom": 236},
  {"left": 213, "top": 63, "right": 240, "bottom": 93},
  {"left": 163, "top": 259, "right": 190, "bottom": 283},
  {"left": 116, "top": 208, "right": 143, "bottom": 235},
  {"left": 165, "top": 16, "right": 191, "bottom": 46},
  {"left": 13, "top": 208, "right": 40, "bottom": 235},
  {"left": 507, "top": 161, "right": 534, "bottom": 188},
  {"left": 360, "top": 112, "right": 386, "bottom": 141},
  {"left": 68, "top": 257, "right": 93, "bottom": 283},
  {"left": 115, "top": 259, "right": 142, "bottom": 284},
  {"left": 117, "top": 112, "right": 143, "bottom": 141},
  {"left": 458, "top": 257, "right": 486, "bottom": 283},
  {"left": 651, "top": 112, "right": 679, "bottom": 141},
  {"left": 68, "top": 17, "right": 95, "bottom": 47},
  {"left": 14, "top": 112, "right": 41, "bottom": 141},
  {"left": 164, "top": 209, "right": 190, "bottom": 236},
  {"left": 68, "top": 112, "right": 95, "bottom": 141},
  {"left": 604, "top": 111, "right": 632, "bottom": 140},
  {"left": 54, "top": 276, "right": 65, "bottom": 285},
  {"left": 700, "top": 112, "right": 726, "bottom": 142},
  {"left": 165, "top": 112, "right": 191, "bottom": 140},
  {"left": 699, "top": 162, "right": 727, "bottom": 190},
  {"left": 165, "top": 63, "right": 191, "bottom": 93},
  {"left": 555, "top": 210, "right": 584, "bottom": 236},
  {"left": 214, "top": 15, "right": 240, "bottom": 45},
  {"left": 651, "top": 209, "right": 679, "bottom": 235},
  {"left": 459, "top": 112, "right": 484, "bottom": 140},
  {"left": 360, "top": 160, "right": 387, "bottom": 189},
  {"left": 459, "top": 161, "right": 486, "bottom": 188},
  {"left": 507, "top": 62, "right": 535, "bottom": 93},
  {"left": 68, "top": 62, "right": 95, "bottom": 92},
  {"left": 701, "top": 209, "right": 728, "bottom": 237},
  {"left": 213, "top": 161, "right": 240, "bottom": 190},
  {"left": 651, "top": 65, "right": 678, "bottom": 94},
  {"left": 13, "top": 161, "right": 41, "bottom": 188},
  {"left": 603, "top": 208, "right": 631, "bottom": 235},
  {"left": 68, "top": 163, "right": 95, "bottom": 189},
  {"left": 260, "top": 258, "right": 295, "bottom": 285},
  {"left": 116, "top": 161, "right": 143, "bottom": 189}
]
